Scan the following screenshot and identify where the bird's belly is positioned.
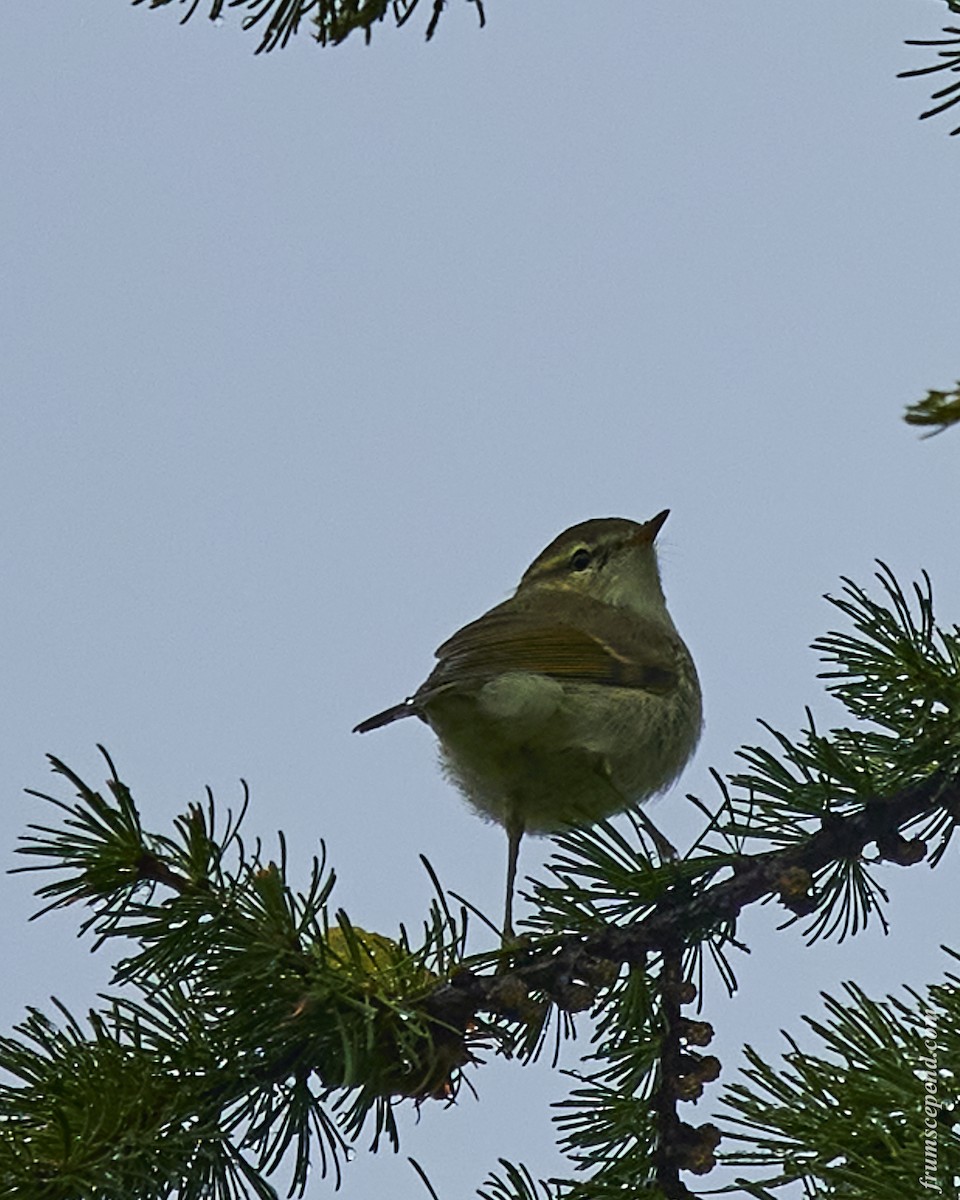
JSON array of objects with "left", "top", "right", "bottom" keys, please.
[{"left": 425, "top": 673, "right": 700, "bottom": 834}]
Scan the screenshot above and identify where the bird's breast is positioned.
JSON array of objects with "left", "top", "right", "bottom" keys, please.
[{"left": 422, "top": 670, "right": 701, "bottom": 834}]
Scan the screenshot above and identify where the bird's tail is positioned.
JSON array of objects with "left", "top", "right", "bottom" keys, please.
[{"left": 352, "top": 699, "right": 417, "bottom": 734}]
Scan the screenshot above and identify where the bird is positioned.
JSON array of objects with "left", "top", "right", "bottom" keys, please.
[{"left": 354, "top": 512, "right": 702, "bottom": 939}]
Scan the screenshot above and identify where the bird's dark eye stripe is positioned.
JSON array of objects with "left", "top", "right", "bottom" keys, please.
[{"left": 569, "top": 548, "right": 592, "bottom": 571}]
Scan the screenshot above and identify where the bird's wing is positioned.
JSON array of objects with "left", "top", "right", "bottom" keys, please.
[{"left": 427, "top": 597, "right": 679, "bottom": 694}]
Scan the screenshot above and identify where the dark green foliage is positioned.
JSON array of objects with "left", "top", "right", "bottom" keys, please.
[
  {"left": 476, "top": 1159, "right": 562, "bottom": 1200},
  {"left": 4, "top": 756, "right": 480, "bottom": 1197},
  {"left": 904, "top": 383, "right": 960, "bottom": 436},
  {"left": 4, "top": 562, "right": 960, "bottom": 1198},
  {"left": 721, "top": 973, "right": 960, "bottom": 1198},
  {"left": 129, "top": 0, "right": 485, "bottom": 53},
  {"left": 551, "top": 969, "right": 661, "bottom": 1192}
]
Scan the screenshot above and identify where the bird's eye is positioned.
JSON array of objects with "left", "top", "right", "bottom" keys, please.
[{"left": 569, "top": 548, "right": 593, "bottom": 572}]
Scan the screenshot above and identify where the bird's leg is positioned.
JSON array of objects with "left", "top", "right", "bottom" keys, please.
[
  {"left": 503, "top": 818, "right": 524, "bottom": 942},
  {"left": 592, "top": 756, "right": 678, "bottom": 860}
]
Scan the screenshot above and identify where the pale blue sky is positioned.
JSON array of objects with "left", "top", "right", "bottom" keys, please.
[{"left": 2, "top": 2, "right": 959, "bottom": 1197}]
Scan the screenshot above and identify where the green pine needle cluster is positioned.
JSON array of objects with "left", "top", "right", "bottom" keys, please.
[
  {"left": 722, "top": 972, "right": 960, "bottom": 1198},
  {"left": 3, "top": 758, "right": 488, "bottom": 1198},
  {"left": 904, "top": 383, "right": 960, "bottom": 436},
  {"left": 129, "top": 0, "right": 485, "bottom": 53}
]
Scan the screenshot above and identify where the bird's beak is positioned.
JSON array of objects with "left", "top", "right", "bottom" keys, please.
[{"left": 629, "top": 509, "right": 670, "bottom": 546}]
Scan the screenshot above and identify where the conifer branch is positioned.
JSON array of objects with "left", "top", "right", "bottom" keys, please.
[
  {"left": 425, "top": 769, "right": 956, "bottom": 1033},
  {"left": 4, "top": 562, "right": 959, "bottom": 1197},
  {"left": 129, "top": 0, "right": 484, "bottom": 52},
  {"left": 720, "top": 972, "right": 960, "bottom": 1197},
  {"left": 904, "top": 382, "right": 960, "bottom": 436}
]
